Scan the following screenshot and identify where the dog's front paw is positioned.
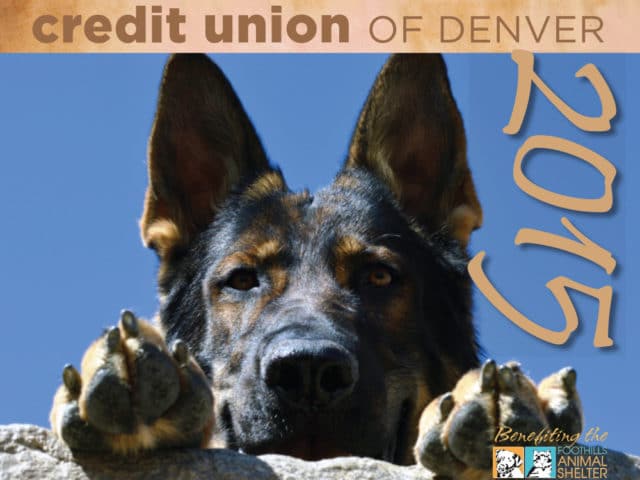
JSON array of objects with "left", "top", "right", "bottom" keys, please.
[
  {"left": 414, "top": 360, "right": 583, "bottom": 479},
  {"left": 50, "top": 311, "right": 213, "bottom": 453}
]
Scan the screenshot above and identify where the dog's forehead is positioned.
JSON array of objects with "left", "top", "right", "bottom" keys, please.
[
  {"left": 210, "top": 170, "right": 415, "bottom": 257},
  {"left": 283, "top": 171, "right": 411, "bottom": 240}
]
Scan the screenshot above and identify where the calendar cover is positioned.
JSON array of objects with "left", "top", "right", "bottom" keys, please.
[{"left": 0, "top": 1, "right": 638, "bottom": 479}]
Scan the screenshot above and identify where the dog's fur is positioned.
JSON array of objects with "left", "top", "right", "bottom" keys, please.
[{"left": 50, "top": 54, "right": 583, "bottom": 479}]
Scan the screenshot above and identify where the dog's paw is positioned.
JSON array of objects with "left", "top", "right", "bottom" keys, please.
[
  {"left": 50, "top": 310, "right": 213, "bottom": 453},
  {"left": 414, "top": 360, "right": 583, "bottom": 479}
]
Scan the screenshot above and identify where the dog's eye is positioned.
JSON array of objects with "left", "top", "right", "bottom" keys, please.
[
  {"left": 226, "top": 268, "right": 259, "bottom": 291},
  {"left": 364, "top": 265, "right": 393, "bottom": 288}
]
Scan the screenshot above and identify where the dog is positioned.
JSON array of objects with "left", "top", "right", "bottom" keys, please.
[
  {"left": 495, "top": 449, "right": 524, "bottom": 478},
  {"left": 49, "top": 54, "right": 583, "bottom": 479}
]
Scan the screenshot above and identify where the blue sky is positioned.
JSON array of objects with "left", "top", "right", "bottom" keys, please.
[{"left": 0, "top": 53, "right": 637, "bottom": 454}]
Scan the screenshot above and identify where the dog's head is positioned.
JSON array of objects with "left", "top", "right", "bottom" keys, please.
[
  {"left": 496, "top": 449, "right": 523, "bottom": 476},
  {"left": 139, "top": 54, "right": 482, "bottom": 464}
]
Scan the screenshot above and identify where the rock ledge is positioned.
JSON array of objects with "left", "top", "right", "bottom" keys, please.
[{"left": 1, "top": 424, "right": 638, "bottom": 480}]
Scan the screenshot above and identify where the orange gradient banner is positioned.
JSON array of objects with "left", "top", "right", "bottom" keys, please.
[{"left": 0, "top": 0, "right": 638, "bottom": 53}]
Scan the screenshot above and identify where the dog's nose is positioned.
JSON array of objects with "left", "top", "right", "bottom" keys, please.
[{"left": 262, "top": 340, "right": 358, "bottom": 410}]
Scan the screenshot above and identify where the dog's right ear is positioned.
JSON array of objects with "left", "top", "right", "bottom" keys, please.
[{"left": 141, "top": 54, "right": 276, "bottom": 259}]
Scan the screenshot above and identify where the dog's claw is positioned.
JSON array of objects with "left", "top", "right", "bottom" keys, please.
[
  {"left": 120, "top": 310, "right": 139, "bottom": 337},
  {"left": 561, "top": 367, "right": 577, "bottom": 392},
  {"left": 480, "top": 359, "right": 496, "bottom": 392},
  {"left": 106, "top": 327, "right": 121, "bottom": 352},
  {"left": 171, "top": 340, "right": 189, "bottom": 365},
  {"left": 506, "top": 361, "right": 521, "bottom": 372},
  {"left": 498, "top": 364, "right": 516, "bottom": 391},
  {"left": 439, "top": 393, "right": 454, "bottom": 419},
  {"left": 63, "top": 364, "right": 81, "bottom": 397}
]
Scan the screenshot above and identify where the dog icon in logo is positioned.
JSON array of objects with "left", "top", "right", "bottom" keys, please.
[
  {"left": 494, "top": 447, "right": 525, "bottom": 478},
  {"left": 525, "top": 447, "right": 556, "bottom": 478}
]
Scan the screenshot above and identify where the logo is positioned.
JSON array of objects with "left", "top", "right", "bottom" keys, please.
[
  {"left": 525, "top": 447, "right": 556, "bottom": 478},
  {"left": 493, "top": 446, "right": 525, "bottom": 478},
  {"left": 492, "top": 426, "right": 611, "bottom": 478}
]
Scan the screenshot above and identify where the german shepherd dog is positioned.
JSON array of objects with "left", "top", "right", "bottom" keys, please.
[{"left": 50, "top": 54, "right": 583, "bottom": 479}]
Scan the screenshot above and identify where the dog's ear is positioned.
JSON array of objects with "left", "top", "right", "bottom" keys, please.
[
  {"left": 345, "top": 54, "right": 482, "bottom": 247},
  {"left": 141, "top": 54, "right": 276, "bottom": 259}
]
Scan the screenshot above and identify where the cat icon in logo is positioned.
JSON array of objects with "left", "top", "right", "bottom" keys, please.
[
  {"left": 525, "top": 447, "right": 556, "bottom": 478},
  {"left": 494, "top": 447, "right": 525, "bottom": 478}
]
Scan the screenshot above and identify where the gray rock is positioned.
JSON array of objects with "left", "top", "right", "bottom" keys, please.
[{"left": 0, "top": 424, "right": 638, "bottom": 480}]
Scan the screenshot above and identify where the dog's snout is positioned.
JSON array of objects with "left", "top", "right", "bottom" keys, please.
[{"left": 262, "top": 340, "right": 358, "bottom": 410}]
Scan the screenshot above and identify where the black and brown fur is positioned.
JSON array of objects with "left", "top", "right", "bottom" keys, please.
[{"left": 50, "top": 54, "right": 582, "bottom": 479}]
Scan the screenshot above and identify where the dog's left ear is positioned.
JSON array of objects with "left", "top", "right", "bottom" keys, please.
[{"left": 345, "top": 54, "right": 482, "bottom": 247}]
